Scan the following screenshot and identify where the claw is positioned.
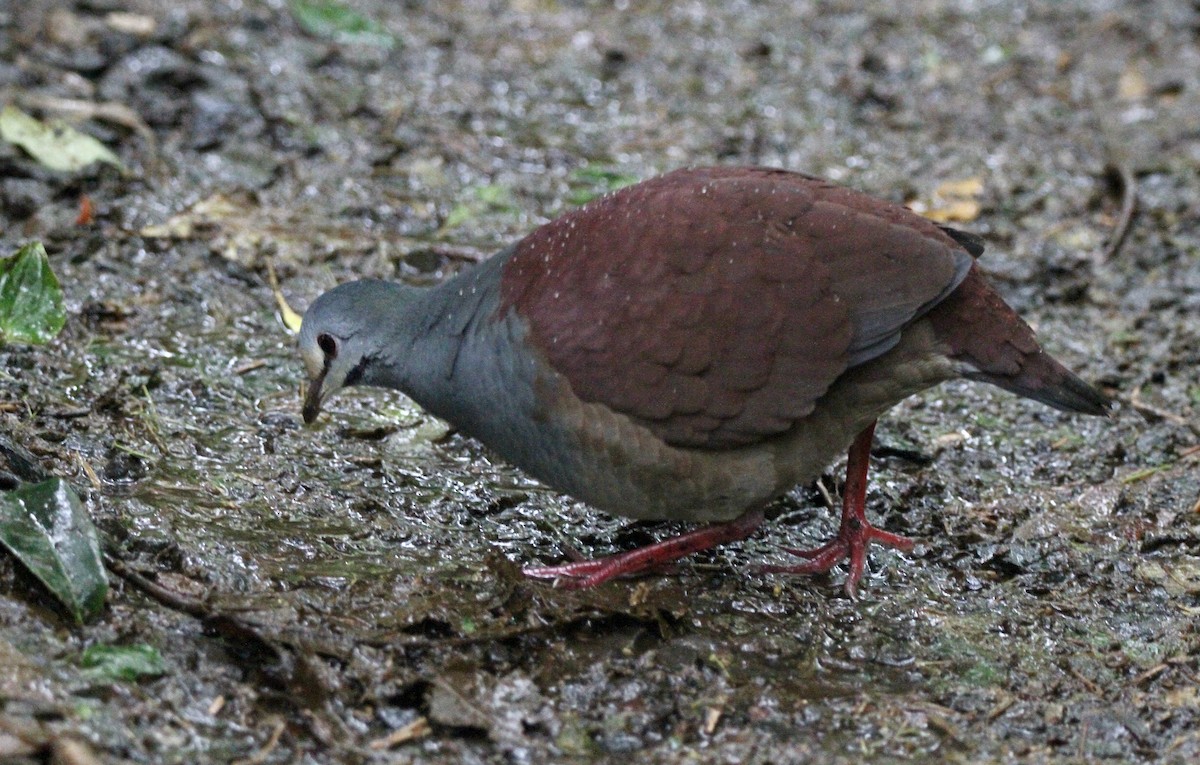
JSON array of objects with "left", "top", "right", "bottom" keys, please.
[
  {"left": 525, "top": 421, "right": 915, "bottom": 597},
  {"left": 759, "top": 422, "right": 912, "bottom": 597}
]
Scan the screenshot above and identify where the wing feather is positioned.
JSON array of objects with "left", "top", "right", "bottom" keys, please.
[{"left": 499, "top": 167, "right": 974, "bottom": 448}]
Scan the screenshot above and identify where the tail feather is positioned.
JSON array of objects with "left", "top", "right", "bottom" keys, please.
[
  {"left": 964, "top": 358, "right": 1112, "bottom": 416},
  {"left": 927, "top": 265, "right": 1112, "bottom": 416}
]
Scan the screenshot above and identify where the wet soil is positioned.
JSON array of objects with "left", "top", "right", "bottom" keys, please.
[{"left": 2, "top": 1, "right": 1199, "bottom": 762}]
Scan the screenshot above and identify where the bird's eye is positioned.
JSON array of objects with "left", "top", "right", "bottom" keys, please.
[{"left": 317, "top": 333, "right": 338, "bottom": 360}]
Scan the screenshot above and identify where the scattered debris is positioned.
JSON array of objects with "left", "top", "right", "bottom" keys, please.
[{"left": 0, "top": 105, "right": 125, "bottom": 174}]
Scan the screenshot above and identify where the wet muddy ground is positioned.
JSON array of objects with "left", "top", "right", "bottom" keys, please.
[{"left": 2, "top": 0, "right": 1199, "bottom": 762}]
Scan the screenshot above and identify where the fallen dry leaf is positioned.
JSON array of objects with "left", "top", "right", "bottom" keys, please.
[
  {"left": 1118, "top": 64, "right": 1149, "bottom": 101},
  {"left": 912, "top": 176, "right": 984, "bottom": 223}
]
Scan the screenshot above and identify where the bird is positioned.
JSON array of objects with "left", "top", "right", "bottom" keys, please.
[{"left": 298, "top": 166, "right": 1111, "bottom": 597}]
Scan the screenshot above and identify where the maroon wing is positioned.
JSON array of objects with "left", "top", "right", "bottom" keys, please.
[{"left": 499, "top": 167, "right": 973, "bottom": 448}]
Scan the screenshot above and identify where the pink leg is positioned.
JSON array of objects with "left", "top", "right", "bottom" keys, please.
[
  {"left": 523, "top": 508, "right": 766, "bottom": 589},
  {"left": 761, "top": 421, "right": 914, "bottom": 597}
]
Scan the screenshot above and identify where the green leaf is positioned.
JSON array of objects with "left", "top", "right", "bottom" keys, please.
[
  {"left": 0, "top": 478, "right": 108, "bottom": 624},
  {"left": 0, "top": 105, "right": 124, "bottom": 174},
  {"left": 441, "top": 201, "right": 476, "bottom": 232},
  {"left": 437, "top": 184, "right": 517, "bottom": 235},
  {"left": 0, "top": 242, "right": 67, "bottom": 345},
  {"left": 289, "top": 0, "right": 396, "bottom": 48},
  {"left": 473, "top": 184, "right": 514, "bottom": 208},
  {"left": 566, "top": 166, "right": 640, "bottom": 205},
  {"left": 80, "top": 644, "right": 166, "bottom": 682}
]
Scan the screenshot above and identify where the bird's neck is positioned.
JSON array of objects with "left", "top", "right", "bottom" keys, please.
[{"left": 378, "top": 248, "right": 515, "bottom": 421}]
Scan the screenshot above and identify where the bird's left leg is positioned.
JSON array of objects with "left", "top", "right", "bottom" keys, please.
[
  {"left": 761, "top": 421, "right": 914, "bottom": 597},
  {"left": 523, "top": 508, "right": 766, "bottom": 589}
]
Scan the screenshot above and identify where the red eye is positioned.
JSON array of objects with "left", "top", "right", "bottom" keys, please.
[{"left": 317, "top": 333, "right": 337, "bottom": 360}]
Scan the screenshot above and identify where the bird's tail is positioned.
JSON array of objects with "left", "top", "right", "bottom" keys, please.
[{"left": 927, "top": 265, "right": 1112, "bottom": 416}]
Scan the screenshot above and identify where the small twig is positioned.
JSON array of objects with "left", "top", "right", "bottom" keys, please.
[
  {"left": 74, "top": 453, "right": 102, "bottom": 490},
  {"left": 369, "top": 717, "right": 431, "bottom": 750},
  {"left": 1102, "top": 162, "right": 1138, "bottom": 260},
  {"left": 1126, "top": 387, "right": 1199, "bottom": 435},
  {"left": 986, "top": 694, "right": 1016, "bottom": 721},
  {"left": 814, "top": 475, "right": 837, "bottom": 510},
  {"left": 1066, "top": 662, "right": 1102, "bottom": 694},
  {"left": 234, "top": 359, "right": 268, "bottom": 375},
  {"left": 231, "top": 719, "right": 286, "bottom": 765},
  {"left": 1131, "top": 662, "right": 1169, "bottom": 686},
  {"left": 105, "top": 555, "right": 211, "bottom": 618},
  {"left": 44, "top": 407, "right": 91, "bottom": 419},
  {"left": 702, "top": 705, "right": 723, "bottom": 736}
]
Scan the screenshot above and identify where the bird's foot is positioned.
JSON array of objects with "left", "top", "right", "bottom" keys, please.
[
  {"left": 760, "top": 517, "right": 914, "bottom": 598},
  {"left": 523, "top": 509, "right": 765, "bottom": 589},
  {"left": 755, "top": 420, "right": 913, "bottom": 597}
]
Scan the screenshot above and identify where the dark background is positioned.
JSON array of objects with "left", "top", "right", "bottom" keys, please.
[{"left": 2, "top": 1, "right": 1198, "bottom": 762}]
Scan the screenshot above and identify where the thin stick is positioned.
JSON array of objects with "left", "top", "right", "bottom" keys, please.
[{"left": 1102, "top": 162, "right": 1138, "bottom": 260}]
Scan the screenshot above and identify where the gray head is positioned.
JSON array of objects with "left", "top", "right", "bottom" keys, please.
[{"left": 298, "top": 279, "right": 411, "bottom": 423}]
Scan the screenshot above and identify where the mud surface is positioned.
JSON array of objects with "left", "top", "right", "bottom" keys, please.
[{"left": 2, "top": 1, "right": 1199, "bottom": 762}]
